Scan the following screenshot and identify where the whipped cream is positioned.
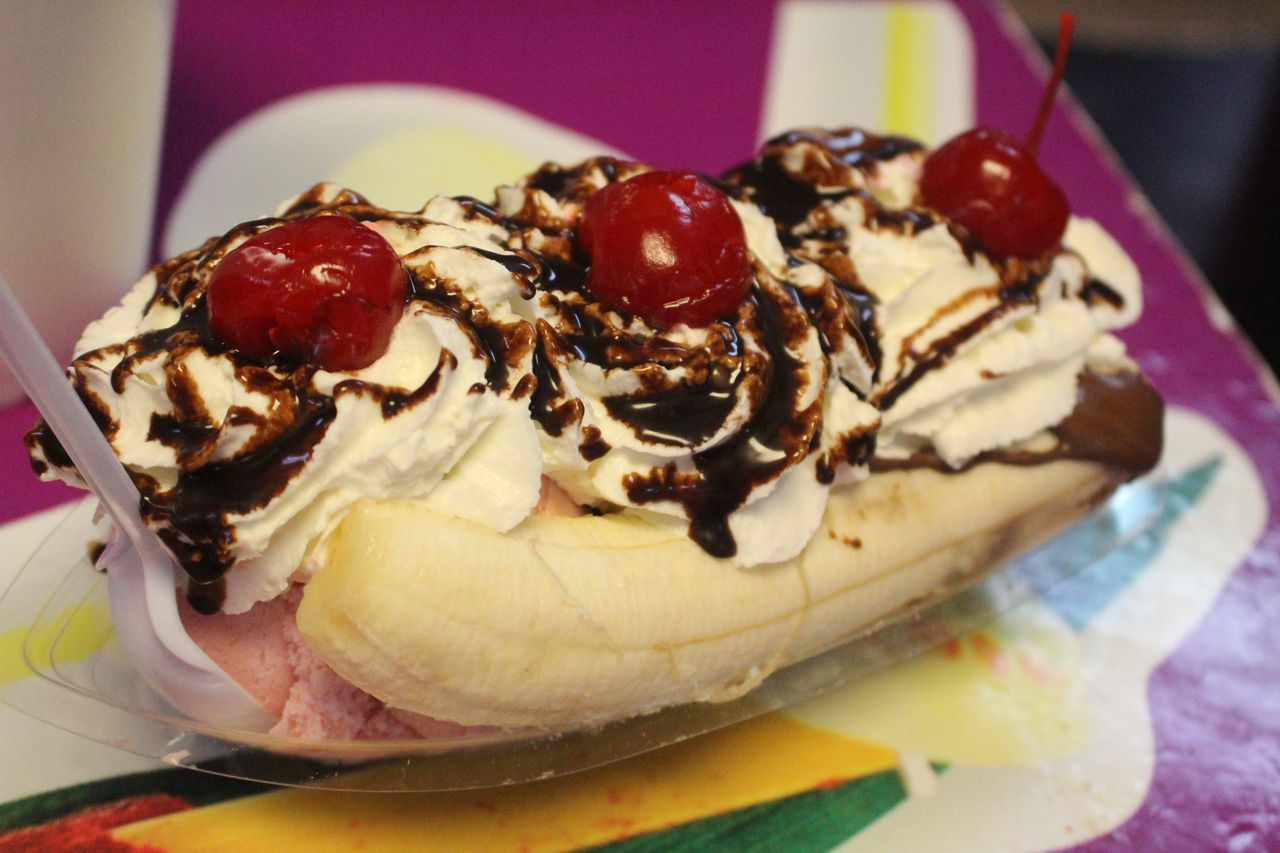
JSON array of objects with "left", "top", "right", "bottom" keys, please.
[
  {"left": 727, "top": 127, "right": 1142, "bottom": 468},
  {"left": 29, "top": 128, "right": 1149, "bottom": 613},
  {"left": 31, "top": 185, "right": 543, "bottom": 613},
  {"left": 495, "top": 158, "right": 878, "bottom": 566}
]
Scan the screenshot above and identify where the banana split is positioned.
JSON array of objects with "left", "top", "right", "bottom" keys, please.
[{"left": 26, "top": 127, "right": 1162, "bottom": 737}]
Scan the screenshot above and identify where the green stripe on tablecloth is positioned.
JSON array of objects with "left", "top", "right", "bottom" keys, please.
[{"left": 590, "top": 765, "right": 942, "bottom": 852}]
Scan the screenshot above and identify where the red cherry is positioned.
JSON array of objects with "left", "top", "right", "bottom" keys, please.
[
  {"left": 579, "top": 171, "right": 752, "bottom": 327},
  {"left": 207, "top": 216, "right": 408, "bottom": 371},
  {"left": 920, "top": 128, "right": 1069, "bottom": 257},
  {"left": 919, "top": 12, "right": 1075, "bottom": 258}
]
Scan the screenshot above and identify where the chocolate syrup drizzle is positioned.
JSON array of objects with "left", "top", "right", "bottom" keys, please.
[
  {"left": 27, "top": 185, "right": 536, "bottom": 613},
  {"left": 724, "top": 129, "right": 1127, "bottom": 417},
  {"left": 875, "top": 271, "right": 1047, "bottom": 411},
  {"left": 1081, "top": 277, "right": 1125, "bottom": 310},
  {"left": 498, "top": 160, "right": 830, "bottom": 556},
  {"left": 620, "top": 285, "right": 821, "bottom": 557},
  {"left": 723, "top": 127, "right": 921, "bottom": 233},
  {"left": 25, "top": 131, "right": 1161, "bottom": 605}
]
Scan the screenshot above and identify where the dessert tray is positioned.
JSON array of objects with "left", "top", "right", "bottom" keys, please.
[{"left": 0, "top": 479, "right": 1164, "bottom": 792}]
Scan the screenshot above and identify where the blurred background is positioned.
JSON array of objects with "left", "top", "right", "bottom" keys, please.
[{"left": 1013, "top": 0, "right": 1280, "bottom": 373}]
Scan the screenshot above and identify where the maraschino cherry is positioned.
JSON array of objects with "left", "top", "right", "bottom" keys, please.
[
  {"left": 921, "top": 13, "right": 1076, "bottom": 258},
  {"left": 207, "top": 215, "right": 408, "bottom": 371},
  {"left": 579, "top": 171, "right": 752, "bottom": 328}
]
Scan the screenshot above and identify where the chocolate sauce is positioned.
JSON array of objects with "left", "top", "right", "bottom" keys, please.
[
  {"left": 816, "top": 424, "right": 877, "bottom": 484},
  {"left": 25, "top": 420, "right": 72, "bottom": 472},
  {"left": 531, "top": 253, "right": 591, "bottom": 298},
  {"left": 875, "top": 273, "right": 1045, "bottom": 411},
  {"left": 529, "top": 329, "right": 582, "bottom": 437},
  {"left": 1054, "top": 370, "right": 1163, "bottom": 473},
  {"left": 520, "top": 158, "right": 630, "bottom": 209},
  {"left": 147, "top": 414, "right": 218, "bottom": 464},
  {"left": 405, "top": 267, "right": 533, "bottom": 393},
  {"left": 529, "top": 259, "right": 706, "bottom": 374},
  {"left": 24, "top": 189, "right": 542, "bottom": 610},
  {"left": 725, "top": 128, "right": 921, "bottom": 233},
  {"left": 186, "top": 578, "right": 227, "bottom": 616},
  {"left": 141, "top": 241, "right": 215, "bottom": 315},
  {"left": 480, "top": 322, "right": 523, "bottom": 393},
  {"left": 26, "top": 371, "right": 119, "bottom": 473},
  {"left": 870, "top": 369, "right": 1163, "bottom": 478},
  {"left": 603, "top": 378, "right": 738, "bottom": 447},
  {"left": 527, "top": 167, "right": 572, "bottom": 198},
  {"left": 537, "top": 296, "right": 610, "bottom": 370},
  {"left": 723, "top": 156, "right": 844, "bottom": 233},
  {"left": 579, "top": 425, "right": 611, "bottom": 462},
  {"left": 24, "top": 143, "right": 1165, "bottom": 603},
  {"left": 144, "top": 394, "right": 335, "bottom": 586},
  {"left": 1081, "top": 277, "right": 1125, "bottom": 310},
  {"left": 765, "top": 127, "right": 922, "bottom": 167},
  {"left": 335, "top": 350, "right": 456, "bottom": 418},
  {"left": 781, "top": 263, "right": 881, "bottom": 386},
  {"left": 453, "top": 196, "right": 503, "bottom": 223},
  {"left": 279, "top": 185, "right": 369, "bottom": 218},
  {"left": 870, "top": 206, "right": 937, "bottom": 234},
  {"left": 840, "top": 286, "right": 881, "bottom": 377},
  {"left": 472, "top": 247, "right": 538, "bottom": 279},
  {"left": 142, "top": 357, "right": 223, "bottom": 466},
  {"left": 109, "top": 292, "right": 232, "bottom": 393},
  {"left": 623, "top": 286, "right": 820, "bottom": 557}
]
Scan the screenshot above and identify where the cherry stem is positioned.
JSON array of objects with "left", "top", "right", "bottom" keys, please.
[{"left": 1025, "top": 11, "right": 1075, "bottom": 157}]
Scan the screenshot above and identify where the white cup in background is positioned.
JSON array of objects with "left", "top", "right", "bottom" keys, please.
[{"left": 0, "top": 0, "right": 174, "bottom": 407}]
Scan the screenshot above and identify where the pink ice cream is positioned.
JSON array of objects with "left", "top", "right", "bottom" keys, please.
[{"left": 179, "top": 477, "right": 581, "bottom": 739}]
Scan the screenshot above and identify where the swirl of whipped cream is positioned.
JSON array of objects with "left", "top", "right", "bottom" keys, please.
[
  {"left": 28, "top": 127, "right": 1151, "bottom": 609},
  {"left": 725, "top": 127, "right": 1143, "bottom": 468},
  {"left": 28, "top": 184, "right": 544, "bottom": 614},
  {"left": 495, "top": 158, "right": 880, "bottom": 566}
]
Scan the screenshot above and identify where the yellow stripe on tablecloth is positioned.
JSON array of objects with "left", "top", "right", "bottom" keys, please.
[
  {"left": 114, "top": 713, "right": 894, "bottom": 852},
  {"left": 0, "top": 603, "right": 111, "bottom": 685},
  {"left": 884, "top": 3, "right": 934, "bottom": 141}
]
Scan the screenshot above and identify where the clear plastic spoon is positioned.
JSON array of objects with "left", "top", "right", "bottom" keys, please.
[{"left": 0, "top": 272, "right": 271, "bottom": 729}]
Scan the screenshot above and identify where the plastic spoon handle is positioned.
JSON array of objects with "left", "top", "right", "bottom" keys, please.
[
  {"left": 0, "top": 273, "right": 144, "bottom": 531},
  {"left": 0, "top": 272, "right": 271, "bottom": 728},
  {"left": 0, "top": 272, "right": 198, "bottom": 665}
]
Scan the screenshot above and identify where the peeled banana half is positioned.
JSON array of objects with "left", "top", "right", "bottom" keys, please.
[{"left": 296, "top": 458, "right": 1121, "bottom": 729}]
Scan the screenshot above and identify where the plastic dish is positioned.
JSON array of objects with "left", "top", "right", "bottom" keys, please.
[{"left": 0, "top": 480, "right": 1164, "bottom": 792}]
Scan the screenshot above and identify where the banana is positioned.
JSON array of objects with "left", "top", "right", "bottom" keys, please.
[{"left": 296, "top": 458, "right": 1121, "bottom": 729}]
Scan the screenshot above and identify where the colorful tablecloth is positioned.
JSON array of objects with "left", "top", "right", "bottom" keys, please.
[{"left": 2, "top": 1, "right": 1277, "bottom": 850}]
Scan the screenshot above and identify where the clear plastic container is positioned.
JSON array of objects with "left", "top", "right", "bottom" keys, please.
[{"left": 0, "top": 479, "right": 1164, "bottom": 792}]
